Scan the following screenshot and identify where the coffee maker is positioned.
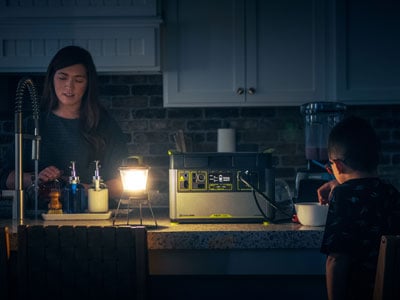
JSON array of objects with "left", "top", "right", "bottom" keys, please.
[{"left": 295, "top": 102, "right": 346, "bottom": 203}]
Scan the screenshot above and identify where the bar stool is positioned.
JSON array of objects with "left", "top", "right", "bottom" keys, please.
[
  {"left": 0, "top": 226, "right": 10, "bottom": 300},
  {"left": 17, "top": 225, "right": 149, "bottom": 300},
  {"left": 373, "top": 235, "right": 400, "bottom": 300}
]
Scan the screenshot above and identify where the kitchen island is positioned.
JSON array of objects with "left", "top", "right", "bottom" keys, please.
[
  {"left": 1, "top": 208, "right": 326, "bottom": 275},
  {"left": 1, "top": 208, "right": 328, "bottom": 299}
]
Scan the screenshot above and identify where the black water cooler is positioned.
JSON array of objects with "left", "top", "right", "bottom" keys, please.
[{"left": 295, "top": 102, "right": 346, "bottom": 203}]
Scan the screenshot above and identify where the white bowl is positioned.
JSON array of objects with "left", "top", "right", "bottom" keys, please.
[{"left": 294, "top": 202, "right": 329, "bottom": 226}]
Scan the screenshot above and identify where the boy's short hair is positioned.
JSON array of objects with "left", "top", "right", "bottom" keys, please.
[{"left": 328, "top": 116, "right": 381, "bottom": 172}]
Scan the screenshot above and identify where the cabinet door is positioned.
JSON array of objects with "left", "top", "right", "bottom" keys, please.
[
  {"left": 246, "top": 0, "right": 326, "bottom": 105},
  {"left": 336, "top": 0, "right": 400, "bottom": 104},
  {"left": 163, "top": 0, "right": 326, "bottom": 107},
  {"left": 163, "top": 0, "right": 246, "bottom": 107}
]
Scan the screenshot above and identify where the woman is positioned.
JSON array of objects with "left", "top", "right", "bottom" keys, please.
[{"left": 0, "top": 45, "right": 128, "bottom": 205}]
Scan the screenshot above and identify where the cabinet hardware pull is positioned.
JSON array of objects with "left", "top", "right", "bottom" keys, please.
[
  {"left": 248, "top": 88, "right": 256, "bottom": 95},
  {"left": 236, "top": 88, "right": 244, "bottom": 95}
]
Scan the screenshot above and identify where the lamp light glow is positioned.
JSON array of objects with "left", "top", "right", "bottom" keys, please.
[{"left": 119, "top": 167, "right": 148, "bottom": 193}]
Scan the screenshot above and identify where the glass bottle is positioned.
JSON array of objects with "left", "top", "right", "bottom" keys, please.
[
  {"left": 88, "top": 160, "right": 109, "bottom": 213},
  {"left": 25, "top": 178, "right": 63, "bottom": 214},
  {"left": 62, "top": 161, "right": 86, "bottom": 213}
]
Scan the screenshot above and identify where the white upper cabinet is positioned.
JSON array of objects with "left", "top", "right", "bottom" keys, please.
[
  {"left": 163, "top": 0, "right": 327, "bottom": 107},
  {"left": 0, "top": 0, "right": 161, "bottom": 73},
  {"left": 335, "top": 0, "right": 400, "bottom": 104}
]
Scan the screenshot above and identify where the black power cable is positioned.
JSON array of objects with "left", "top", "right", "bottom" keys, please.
[{"left": 239, "top": 171, "right": 294, "bottom": 222}]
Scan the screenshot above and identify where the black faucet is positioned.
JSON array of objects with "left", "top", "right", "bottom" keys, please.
[{"left": 14, "top": 77, "right": 40, "bottom": 221}]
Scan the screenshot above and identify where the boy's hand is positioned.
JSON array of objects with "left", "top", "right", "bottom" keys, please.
[{"left": 318, "top": 180, "right": 339, "bottom": 204}]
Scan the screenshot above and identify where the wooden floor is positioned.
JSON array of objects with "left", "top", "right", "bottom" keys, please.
[
  {"left": 5, "top": 251, "right": 327, "bottom": 300},
  {"left": 149, "top": 274, "right": 327, "bottom": 300}
]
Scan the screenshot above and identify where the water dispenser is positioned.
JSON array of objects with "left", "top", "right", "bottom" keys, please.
[
  {"left": 295, "top": 101, "right": 346, "bottom": 203},
  {"left": 301, "top": 102, "right": 346, "bottom": 162}
]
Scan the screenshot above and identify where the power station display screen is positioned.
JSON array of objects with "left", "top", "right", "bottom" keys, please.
[
  {"left": 177, "top": 170, "right": 260, "bottom": 192},
  {"left": 208, "top": 172, "right": 233, "bottom": 191}
]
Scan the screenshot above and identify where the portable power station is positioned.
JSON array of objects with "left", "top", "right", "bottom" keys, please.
[{"left": 169, "top": 152, "right": 275, "bottom": 223}]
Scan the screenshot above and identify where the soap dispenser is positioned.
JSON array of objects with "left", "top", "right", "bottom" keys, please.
[
  {"left": 88, "top": 160, "right": 109, "bottom": 213},
  {"left": 62, "top": 161, "right": 86, "bottom": 213}
]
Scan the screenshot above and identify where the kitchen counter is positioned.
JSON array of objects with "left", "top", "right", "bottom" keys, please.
[
  {"left": 1, "top": 208, "right": 324, "bottom": 249},
  {"left": 0, "top": 208, "right": 327, "bottom": 275}
]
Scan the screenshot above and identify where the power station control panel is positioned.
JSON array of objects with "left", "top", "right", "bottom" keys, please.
[
  {"left": 177, "top": 170, "right": 258, "bottom": 192},
  {"left": 169, "top": 152, "right": 275, "bottom": 223}
]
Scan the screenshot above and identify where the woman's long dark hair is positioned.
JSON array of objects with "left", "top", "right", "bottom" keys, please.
[{"left": 41, "top": 45, "right": 106, "bottom": 158}]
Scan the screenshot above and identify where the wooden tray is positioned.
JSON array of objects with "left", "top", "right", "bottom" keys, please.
[{"left": 42, "top": 211, "right": 112, "bottom": 221}]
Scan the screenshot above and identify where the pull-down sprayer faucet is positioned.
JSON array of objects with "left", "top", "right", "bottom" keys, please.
[{"left": 14, "top": 77, "right": 40, "bottom": 222}]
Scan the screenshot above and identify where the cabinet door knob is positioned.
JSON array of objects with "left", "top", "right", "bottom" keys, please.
[
  {"left": 248, "top": 87, "right": 256, "bottom": 95},
  {"left": 236, "top": 88, "right": 244, "bottom": 95}
]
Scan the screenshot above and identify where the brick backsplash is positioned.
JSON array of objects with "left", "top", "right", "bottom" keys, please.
[{"left": 1, "top": 74, "right": 400, "bottom": 208}]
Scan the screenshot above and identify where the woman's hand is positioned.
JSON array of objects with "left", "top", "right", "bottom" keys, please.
[
  {"left": 38, "top": 166, "right": 62, "bottom": 183},
  {"left": 318, "top": 179, "right": 339, "bottom": 205},
  {"left": 6, "top": 166, "right": 62, "bottom": 189}
]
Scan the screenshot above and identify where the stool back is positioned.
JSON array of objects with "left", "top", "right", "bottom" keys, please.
[
  {"left": 373, "top": 235, "right": 400, "bottom": 300},
  {"left": 17, "top": 225, "right": 148, "bottom": 300},
  {"left": 0, "top": 226, "right": 10, "bottom": 299}
]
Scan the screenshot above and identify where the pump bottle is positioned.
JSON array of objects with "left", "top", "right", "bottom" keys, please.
[
  {"left": 62, "top": 161, "right": 86, "bottom": 213},
  {"left": 88, "top": 160, "right": 109, "bottom": 213}
]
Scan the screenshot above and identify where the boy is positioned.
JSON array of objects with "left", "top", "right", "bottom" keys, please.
[{"left": 317, "top": 116, "right": 400, "bottom": 300}]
